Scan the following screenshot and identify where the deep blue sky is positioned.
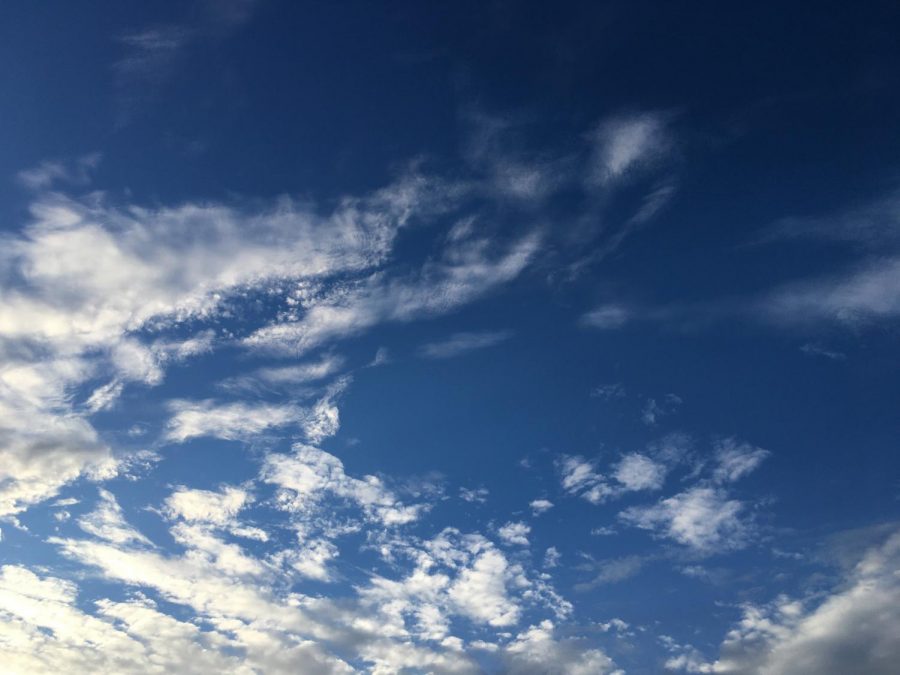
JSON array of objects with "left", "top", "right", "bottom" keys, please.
[{"left": 1, "top": 2, "right": 899, "bottom": 673}]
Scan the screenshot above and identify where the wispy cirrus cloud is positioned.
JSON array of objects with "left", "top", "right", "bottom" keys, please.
[
  {"left": 112, "top": 0, "right": 259, "bottom": 124},
  {"left": 16, "top": 153, "right": 102, "bottom": 191},
  {"left": 0, "top": 168, "right": 460, "bottom": 517},
  {"left": 244, "top": 232, "right": 540, "bottom": 355},
  {"left": 418, "top": 330, "right": 513, "bottom": 359}
]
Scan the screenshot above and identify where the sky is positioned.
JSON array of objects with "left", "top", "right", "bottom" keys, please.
[{"left": 1, "top": 1, "right": 899, "bottom": 673}]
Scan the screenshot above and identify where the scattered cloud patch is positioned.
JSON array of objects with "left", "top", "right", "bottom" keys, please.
[
  {"left": 418, "top": 330, "right": 513, "bottom": 359},
  {"left": 498, "top": 521, "right": 531, "bottom": 546},
  {"left": 670, "top": 528, "right": 900, "bottom": 674},
  {"left": 619, "top": 487, "right": 750, "bottom": 554},
  {"left": 590, "top": 111, "right": 673, "bottom": 185},
  {"left": 712, "top": 439, "right": 769, "bottom": 484},
  {"left": 582, "top": 304, "right": 630, "bottom": 330},
  {"left": 613, "top": 453, "right": 668, "bottom": 491},
  {"left": 591, "top": 383, "right": 626, "bottom": 400},
  {"left": 460, "top": 487, "right": 489, "bottom": 504},
  {"left": 530, "top": 499, "right": 554, "bottom": 515}
]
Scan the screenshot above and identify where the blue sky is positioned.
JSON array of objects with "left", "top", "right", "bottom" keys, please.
[{"left": 1, "top": 1, "right": 899, "bottom": 673}]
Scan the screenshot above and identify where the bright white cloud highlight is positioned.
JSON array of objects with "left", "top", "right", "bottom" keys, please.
[{"left": 619, "top": 487, "right": 750, "bottom": 553}]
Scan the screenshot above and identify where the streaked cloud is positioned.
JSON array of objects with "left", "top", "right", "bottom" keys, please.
[{"left": 418, "top": 330, "right": 513, "bottom": 360}]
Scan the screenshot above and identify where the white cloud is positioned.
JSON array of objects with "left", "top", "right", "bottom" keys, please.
[
  {"left": 498, "top": 522, "right": 531, "bottom": 546},
  {"left": 164, "top": 400, "right": 300, "bottom": 443},
  {"left": 0, "top": 170, "right": 442, "bottom": 518},
  {"left": 418, "top": 330, "right": 513, "bottom": 359},
  {"left": 529, "top": 499, "right": 554, "bottom": 515},
  {"left": 669, "top": 529, "right": 900, "bottom": 675},
  {"left": 244, "top": 232, "right": 540, "bottom": 355},
  {"left": 582, "top": 304, "right": 630, "bottom": 329},
  {"left": 357, "top": 527, "right": 564, "bottom": 648},
  {"left": 613, "top": 453, "right": 667, "bottom": 491},
  {"left": 1, "top": 454, "right": 588, "bottom": 674},
  {"left": 280, "top": 538, "right": 339, "bottom": 581},
  {"left": 0, "top": 408, "right": 117, "bottom": 517},
  {"left": 152, "top": 329, "right": 216, "bottom": 363},
  {"left": 763, "top": 256, "right": 900, "bottom": 327},
  {"left": 300, "top": 378, "right": 349, "bottom": 444},
  {"left": 263, "top": 444, "right": 425, "bottom": 527},
  {"left": 84, "top": 380, "right": 125, "bottom": 413},
  {"left": 557, "top": 455, "right": 613, "bottom": 504},
  {"left": 590, "top": 111, "right": 671, "bottom": 185},
  {"left": 460, "top": 487, "right": 489, "bottom": 503},
  {"left": 712, "top": 439, "right": 769, "bottom": 484},
  {"left": 577, "top": 555, "right": 647, "bottom": 589},
  {"left": 641, "top": 394, "right": 682, "bottom": 426},
  {"left": 16, "top": 154, "right": 101, "bottom": 190},
  {"left": 591, "top": 383, "right": 625, "bottom": 400},
  {"left": 163, "top": 377, "right": 344, "bottom": 446},
  {"left": 619, "top": 487, "right": 750, "bottom": 553},
  {"left": 0, "top": 564, "right": 290, "bottom": 675},
  {"left": 77, "top": 489, "right": 151, "bottom": 546},
  {"left": 503, "top": 620, "right": 620, "bottom": 674},
  {"left": 164, "top": 485, "right": 251, "bottom": 527},
  {"left": 543, "top": 547, "right": 561, "bottom": 568},
  {"left": 591, "top": 526, "right": 618, "bottom": 536},
  {"left": 760, "top": 186, "right": 900, "bottom": 248},
  {"left": 221, "top": 355, "right": 345, "bottom": 394},
  {"left": 448, "top": 545, "right": 524, "bottom": 626},
  {"left": 799, "top": 342, "right": 846, "bottom": 360}
]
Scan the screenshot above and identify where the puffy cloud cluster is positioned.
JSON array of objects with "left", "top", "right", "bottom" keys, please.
[
  {"left": 665, "top": 528, "right": 900, "bottom": 674},
  {"left": 557, "top": 437, "right": 769, "bottom": 555}
]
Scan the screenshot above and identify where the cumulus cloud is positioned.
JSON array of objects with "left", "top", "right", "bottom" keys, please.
[
  {"left": 498, "top": 521, "right": 531, "bottom": 546},
  {"left": 544, "top": 547, "right": 561, "bottom": 568},
  {"left": 263, "top": 444, "right": 426, "bottom": 527},
  {"left": 503, "top": 620, "right": 619, "bottom": 674},
  {"left": 164, "top": 485, "right": 253, "bottom": 529},
  {"left": 613, "top": 453, "right": 668, "bottom": 491},
  {"left": 619, "top": 487, "right": 750, "bottom": 553},
  {"left": 48, "top": 493, "right": 488, "bottom": 673},
  {"left": 667, "top": 528, "right": 900, "bottom": 674},
  {"left": 530, "top": 499, "right": 554, "bottom": 515},
  {"left": 557, "top": 455, "right": 613, "bottom": 504},
  {"left": 559, "top": 451, "right": 667, "bottom": 505},
  {"left": 0, "top": 564, "right": 315, "bottom": 675}
]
